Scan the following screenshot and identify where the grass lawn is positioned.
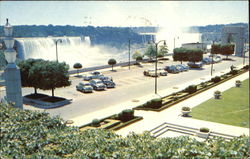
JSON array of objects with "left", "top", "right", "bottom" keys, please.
[{"left": 191, "top": 79, "right": 249, "bottom": 128}]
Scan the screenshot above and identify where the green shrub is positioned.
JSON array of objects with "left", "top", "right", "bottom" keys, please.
[
  {"left": 92, "top": 118, "right": 101, "bottom": 127},
  {"left": 211, "top": 76, "right": 221, "bottom": 83},
  {"left": 1, "top": 103, "right": 250, "bottom": 158},
  {"left": 230, "top": 69, "right": 238, "bottom": 75},
  {"left": 149, "top": 98, "right": 162, "bottom": 108},
  {"left": 200, "top": 82, "right": 207, "bottom": 88},
  {"left": 185, "top": 85, "right": 197, "bottom": 94},
  {"left": 182, "top": 106, "right": 191, "bottom": 111},
  {"left": 199, "top": 127, "right": 210, "bottom": 133},
  {"left": 118, "top": 109, "right": 134, "bottom": 122},
  {"left": 243, "top": 65, "right": 249, "bottom": 70}
]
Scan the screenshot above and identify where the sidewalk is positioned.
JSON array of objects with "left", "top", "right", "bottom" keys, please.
[
  {"left": 70, "top": 64, "right": 249, "bottom": 138},
  {"left": 116, "top": 71, "right": 249, "bottom": 137}
]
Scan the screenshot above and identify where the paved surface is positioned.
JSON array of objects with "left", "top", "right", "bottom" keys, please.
[
  {"left": 18, "top": 55, "right": 248, "bottom": 120},
  {"left": 115, "top": 71, "right": 249, "bottom": 137}
]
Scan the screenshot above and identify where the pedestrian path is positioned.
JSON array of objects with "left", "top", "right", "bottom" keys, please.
[
  {"left": 116, "top": 71, "right": 249, "bottom": 137},
  {"left": 70, "top": 64, "right": 249, "bottom": 138}
]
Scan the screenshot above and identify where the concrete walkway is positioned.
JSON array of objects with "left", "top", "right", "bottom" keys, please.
[
  {"left": 70, "top": 64, "right": 249, "bottom": 137},
  {"left": 116, "top": 71, "right": 249, "bottom": 137}
]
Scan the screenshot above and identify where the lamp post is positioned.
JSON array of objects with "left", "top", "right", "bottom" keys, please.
[
  {"left": 148, "top": 40, "right": 166, "bottom": 94},
  {"left": 210, "top": 40, "right": 216, "bottom": 76},
  {"left": 128, "top": 39, "right": 131, "bottom": 70},
  {"left": 3, "top": 18, "right": 23, "bottom": 109},
  {"left": 174, "top": 37, "right": 179, "bottom": 49},
  {"left": 55, "top": 39, "right": 62, "bottom": 62}
]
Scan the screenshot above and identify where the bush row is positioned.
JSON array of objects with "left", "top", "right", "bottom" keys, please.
[{"left": 1, "top": 103, "right": 249, "bottom": 158}]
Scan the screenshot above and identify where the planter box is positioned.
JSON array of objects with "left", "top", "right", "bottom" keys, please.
[
  {"left": 23, "top": 96, "right": 72, "bottom": 109},
  {"left": 214, "top": 94, "right": 221, "bottom": 99},
  {"left": 235, "top": 83, "right": 241, "bottom": 87},
  {"left": 181, "top": 110, "right": 191, "bottom": 117},
  {"left": 196, "top": 131, "right": 210, "bottom": 138}
]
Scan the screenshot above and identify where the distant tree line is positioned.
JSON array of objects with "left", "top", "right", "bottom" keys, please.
[{"left": 0, "top": 25, "right": 153, "bottom": 49}]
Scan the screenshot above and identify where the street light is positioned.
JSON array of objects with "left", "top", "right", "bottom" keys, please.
[
  {"left": 174, "top": 37, "right": 179, "bottom": 49},
  {"left": 55, "top": 39, "right": 62, "bottom": 62},
  {"left": 148, "top": 39, "right": 166, "bottom": 94},
  {"left": 210, "top": 40, "right": 216, "bottom": 76},
  {"left": 128, "top": 39, "right": 131, "bottom": 70}
]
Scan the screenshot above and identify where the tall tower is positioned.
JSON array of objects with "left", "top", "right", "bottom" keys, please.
[{"left": 3, "top": 18, "right": 23, "bottom": 109}]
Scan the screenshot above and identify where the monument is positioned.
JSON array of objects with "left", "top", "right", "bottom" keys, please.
[
  {"left": 3, "top": 19, "right": 23, "bottom": 109},
  {"left": 221, "top": 26, "right": 245, "bottom": 57}
]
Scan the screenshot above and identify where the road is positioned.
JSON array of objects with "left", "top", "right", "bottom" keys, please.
[{"left": 16, "top": 54, "right": 248, "bottom": 120}]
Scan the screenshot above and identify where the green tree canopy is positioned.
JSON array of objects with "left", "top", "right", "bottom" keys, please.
[
  {"left": 144, "top": 44, "right": 156, "bottom": 60},
  {"left": 211, "top": 44, "right": 221, "bottom": 54},
  {"left": 173, "top": 48, "right": 203, "bottom": 63},
  {"left": 73, "top": 62, "right": 82, "bottom": 76},
  {"left": 132, "top": 51, "right": 142, "bottom": 60},
  {"left": 158, "top": 45, "right": 169, "bottom": 57},
  {"left": 221, "top": 44, "right": 235, "bottom": 59},
  {"left": 18, "top": 58, "right": 44, "bottom": 94},
  {"left": 18, "top": 59, "right": 71, "bottom": 97},
  {"left": 173, "top": 47, "right": 189, "bottom": 64},
  {"left": 108, "top": 58, "right": 117, "bottom": 71}
]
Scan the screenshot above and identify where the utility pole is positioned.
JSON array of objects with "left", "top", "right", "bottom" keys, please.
[{"left": 128, "top": 39, "right": 131, "bottom": 70}]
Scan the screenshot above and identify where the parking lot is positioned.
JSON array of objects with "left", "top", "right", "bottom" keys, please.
[{"left": 17, "top": 54, "right": 249, "bottom": 119}]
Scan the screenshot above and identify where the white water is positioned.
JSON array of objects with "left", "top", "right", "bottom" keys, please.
[{"left": 15, "top": 36, "right": 128, "bottom": 68}]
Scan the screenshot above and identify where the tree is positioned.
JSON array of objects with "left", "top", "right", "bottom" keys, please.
[
  {"left": 132, "top": 51, "right": 142, "bottom": 60},
  {"left": 221, "top": 44, "right": 235, "bottom": 59},
  {"left": 211, "top": 44, "right": 221, "bottom": 55},
  {"left": 132, "top": 51, "right": 143, "bottom": 64},
  {"left": 173, "top": 47, "right": 189, "bottom": 64},
  {"left": 18, "top": 58, "right": 44, "bottom": 94},
  {"left": 36, "top": 61, "right": 71, "bottom": 97},
  {"left": 73, "top": 63, "right": 82, "bottom": 76},
  {"left": 20, "top": 59, "right": 71, "bottom": 97},
  {"left": 188, "top": 48, "right": 203, "bottom": 63},
  {"left": 158, "top": 45, "right": 169, "bottom": 57},
  {"left": 144, "top": 44, "right": 156, "bottom": 60},
  {"left": 108, "top": 58, "right": 117, "bottom": 71}
]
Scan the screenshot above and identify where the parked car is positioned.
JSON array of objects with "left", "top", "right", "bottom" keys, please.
[
  {"left": 158, "top": 68, "right": 168, "bottom": 76},
  {"left": 202, "top": 57, "right": 212, "bottom": 65},
  {"left": 91, "top": 71, "right": 103, "bottom": 76},
  {"left": 83, "top": 74, "right": 104, "bottom": 81},
  {"left": 164, "top": 65, "right": 180, "bottom": 73},
  {"left": 89, "top": 79, "right": 106, "bottom": 90},
  {"left": 176, "top": 64, "right": 189, "bottom": 71},
  {"left": 213, "top": 56, "right": 222, "bottom": 63},
  {"left": 76, "top": 82, "right": 93, "bottom": 93},
  {"left": 187, "top": 62, "right": 203, "bottom": 68},
  {"left": 102, "top": 80, "right": 116, "bottom": 88},
  {"left": 99, "top": 76, "right": 115, "bottom": 88},
  {"left": 143, "top": 69, "right": 159, "bottom": 77}
]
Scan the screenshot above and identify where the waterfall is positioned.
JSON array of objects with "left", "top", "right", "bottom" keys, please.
[{"left": 15, "top": 36, "right": 127, "bottom": 68}]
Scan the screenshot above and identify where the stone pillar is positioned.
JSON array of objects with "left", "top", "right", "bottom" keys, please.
[{"left": 3, "top": 19, "right": 23, "bottom": 109}]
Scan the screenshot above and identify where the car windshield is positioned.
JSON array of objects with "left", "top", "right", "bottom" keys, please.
[{"left": 84, "top": 83, "right": 91, "bottom": 86}]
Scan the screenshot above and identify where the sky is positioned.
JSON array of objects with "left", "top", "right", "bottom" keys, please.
[{"left": 0, "top": 1, "right": 249, "bottom": 27}]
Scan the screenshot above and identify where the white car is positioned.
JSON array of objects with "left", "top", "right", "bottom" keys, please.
[
  {"left": 89, "top": 79, "right": 107, "bottom": 91},
  {"left": 76, "top": 82, "right": 93, "bottom": 93}
]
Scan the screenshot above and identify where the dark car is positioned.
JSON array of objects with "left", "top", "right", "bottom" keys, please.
[
  {"left": 176, "top": 64, "right": 189, "bottom": 71},
  {"left": 187, "top": 62, "right": 203, "bottom": 68},
  {"left": 164, "top": 65, "right": 180, "bottom": 73},
  {"left": 99, "top": 76, "right": 115, "bottom": 88},
  {"left": 89, "top": 79, "right": 106, "bottom": 90},
  {"left": 102, "top": 80, "right": 116, "bottom": 88},
  {"left": 202, "top": 58, "right": 212, "bottom": 65}
]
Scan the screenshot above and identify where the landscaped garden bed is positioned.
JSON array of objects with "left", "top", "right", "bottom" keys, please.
[
  {"left": 191, "top": 78, "right": 249, "bottom": 128},
  {"left": 134, "top": 65, "right": 249, "bottom": 112},
  {"left": 23, "top": 93, "right": 72, "bottom": 109},
  {"left": 79, "top": 109, "right": 143, "bottom": 131}
]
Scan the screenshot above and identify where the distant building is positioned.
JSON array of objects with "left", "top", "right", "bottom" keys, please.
[{"left": 181, "top": 42, "right": 207, "bottom": 51}]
